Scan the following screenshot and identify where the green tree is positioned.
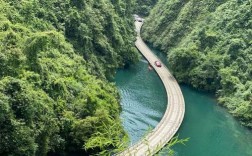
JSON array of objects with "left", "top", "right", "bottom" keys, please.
[{"left": 143, "top": 0, "right": 252, "bottom": 127}]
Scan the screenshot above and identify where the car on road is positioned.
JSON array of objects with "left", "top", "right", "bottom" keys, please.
[{"left": 154, "top": 61, "right": 162, "bottom": 67}]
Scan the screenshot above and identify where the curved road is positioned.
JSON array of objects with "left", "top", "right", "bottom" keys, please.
[{"left": 118, "top": 21, "right": 185, "bottom": 156}]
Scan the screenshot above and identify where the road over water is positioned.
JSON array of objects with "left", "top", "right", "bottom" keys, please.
[{"left": 118, "top": 21, "right": 185, "bottom": 155}]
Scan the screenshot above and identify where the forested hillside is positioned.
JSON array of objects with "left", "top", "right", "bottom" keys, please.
[
  {"left": 142, "top": 0, "right": 252, "bottom": 128},
  {"left": 0, "top": 0, "right": 138, "bottom": 155},
  {"left": 134, "top": 0, "right": 158, "bottom": 16}
]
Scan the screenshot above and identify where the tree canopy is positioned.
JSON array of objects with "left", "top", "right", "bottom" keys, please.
[
  {"left": 142, "top": 0, "right": 252, "bottom": 128},
  {"left": 134, "top": 0, "right": 158, "bottom": 16},
  {"left": 0, "top": 0, "right": 139, "bottom": 155}
]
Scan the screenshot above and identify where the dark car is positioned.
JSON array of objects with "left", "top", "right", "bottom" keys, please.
[
  {"left": 136, "top": 17, "right": 143, "bottom": 22},
  {"left": 154, "top": 61, "right": 162, "bottom": 67}
]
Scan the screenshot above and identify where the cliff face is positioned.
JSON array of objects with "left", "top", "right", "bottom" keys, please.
[
  {"left": 142, "top": 0, "right": 252, "bottom": 128},
  {"left": 0, "top": 0, "right": 138, "bottom": 155}
]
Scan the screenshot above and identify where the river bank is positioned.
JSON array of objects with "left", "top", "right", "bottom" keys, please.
[{"left": 115, "top": 48, "right": 252, "bottom": 156}]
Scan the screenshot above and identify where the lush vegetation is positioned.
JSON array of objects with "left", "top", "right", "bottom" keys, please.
[
  {"left": 134, "top": 0, "right": 158, "bottom": 16},
  {"left": 0, "top": 0, "right": 139, "bottom": 155},
  {"left": 142, "top": 0, "right": 252, "bottom": 128}
]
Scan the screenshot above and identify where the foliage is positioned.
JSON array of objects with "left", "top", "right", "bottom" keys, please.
[
  {"left": 156, "top": 135, "right": 189, "bottom": 156},
  {"left": 142, "top": 0, "right": 252, "bottom": 128},
  {"left": 8, "top": 0, "right": 139, "bottom": 79},
  {"left": 0, "top": 0, "right": 139, "bottom": 155},
  {"left": 134, "top": 0, "right": 158, "bottom": 16}
]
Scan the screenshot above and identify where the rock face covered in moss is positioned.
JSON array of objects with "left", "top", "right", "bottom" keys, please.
[
  {"left": 142, "top": 0, "right": 252, "bottom": 128},
  {"left": 0, "top": 0, "right": 138, "bottom": 155}
]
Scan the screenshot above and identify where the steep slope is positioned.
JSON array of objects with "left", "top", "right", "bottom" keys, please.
[
  {"left": 134, "top": 0, "right": 158, "bottom": 16},
  {"left": 7, "top": 0, "right": 139, "bottom": 79},
  {"left": 142, "top": 0, "right": 252, "bottom": 128},
  {"left": 0, "top": 0, "right": 137, "bottom": 155}
]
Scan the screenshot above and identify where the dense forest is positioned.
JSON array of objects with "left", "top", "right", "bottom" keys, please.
[
  {"left": 0, "top": 0, "right": 139, "bottom": 155},
  {"left": 2, "top": 0, "right": 251, "bottom": 155},
  {"left": 142, "top": 0, "right": 252, "bottom": 128},
  {"left": 134, "top": 0, "right": 157, "bottom": 16}
]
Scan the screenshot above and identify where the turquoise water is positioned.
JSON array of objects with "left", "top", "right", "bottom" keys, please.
[
  {"left": 170, "top": 86, "right": 252, "bottom": 156},
  {"left": 114, "top": 49, "right": 252, "bottom": 155},
  {"left": 115, "top": 58, "right": 166, "bottom": 145}
]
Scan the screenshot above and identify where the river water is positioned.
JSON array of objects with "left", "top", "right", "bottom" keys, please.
[{"left": 114, "top": 48, "right": 252, "bottom": 156}]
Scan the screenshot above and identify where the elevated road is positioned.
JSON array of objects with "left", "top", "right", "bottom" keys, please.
[{"left": 118, "top": 21, "right": 185, "bottom": 156}]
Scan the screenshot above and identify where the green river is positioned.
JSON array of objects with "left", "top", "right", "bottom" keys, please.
[{"left": 115, "top": 48, "right": 252, "bottom": 156}]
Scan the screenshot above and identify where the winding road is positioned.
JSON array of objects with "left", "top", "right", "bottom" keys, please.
[{"left": 118, "top": 21, "right": 185, "bottom": 156}]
